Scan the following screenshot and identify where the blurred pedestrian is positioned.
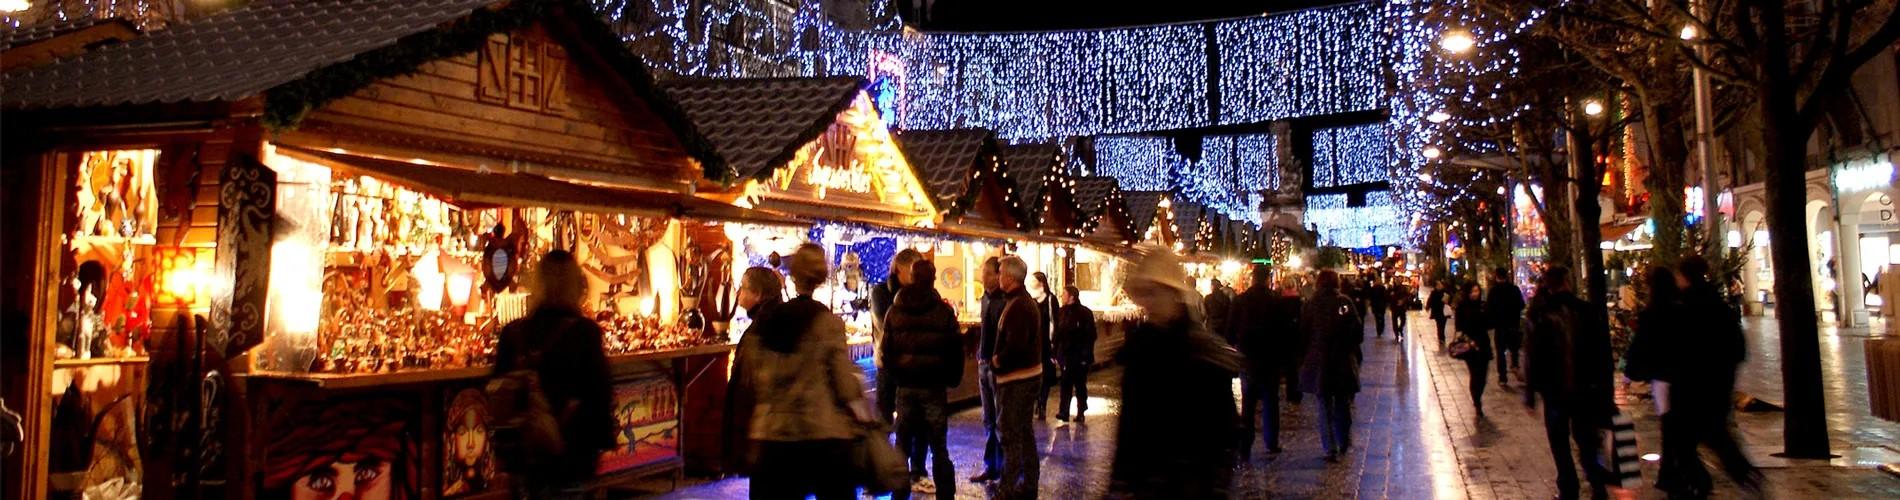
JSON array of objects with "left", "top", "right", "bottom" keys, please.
[
  {"left": 971, "top": 257, "right": 1006, "bottom": 483},
  {"left": 1627, "top": 259, "right": 1761, "bottom": 499},
  {"left": 1111, "top": 250, "right": 1242, "bottom": 498},
  {"left": 1205, "top": 278, "right": 1234, "bottom": 345},
  {"left": 1455, "top": 282, "right": 1493, "bottom": 416},
  {"left": 870, "top": 250, "right": 926, "bottom": 424},
  {"left": 725, "top": 266, "right": 786, "bottom": 476},
  {"left": 490, "top": 250, "right": 615, "bottom": 499},
  {"left": 1389, "top": 278, "right": 1412, "bottom": 338},
  {"left": 1427, "top": 279, "right": 1451, "bottom": 346},
  {"left": 1523, "top": 267, "right": 1615, "bottom": 500},
  {"left": 1299, "top": 270, "right": 1363, "bottom": 463},
  {"left": 1487, "top": 267, "right": 1527, "bottom": 384},
  {"left": 1032, "top": 272, "right": 1060, "bottom": 420},
  {"left": 745, "top": 244, "right": 875, "bottom": 500},
  {"left": 1229, "top": 264, "right": 1302, "bottom": 457},
  {"left": 1053, "top": 285, "right": 1096, "bottom": 423},
  {"left": 1366, "top": 274, "right": 1390, "bottom": 337},
  {"left": 880, "top": 260, "right": 963, "bottom": 500},
  {"left": 991, "top": 256, "right": 1044, "bottom": 499}
]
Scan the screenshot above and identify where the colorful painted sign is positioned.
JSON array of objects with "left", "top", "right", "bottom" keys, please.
[
  {"left": 441, "top": 388, "right": 503, "bottom": 497},
  {"left": 596, "top": 375, "right": 681, "bottom": 474},
  {"left": 262, "top": 396, "right": 419, "bottom": 500}
]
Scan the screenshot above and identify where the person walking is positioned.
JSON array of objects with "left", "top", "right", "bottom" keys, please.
[
  {"left": 1626, "top": 260, "right": 1761, "bottom": 498},
  {"left": 1052, "top": 285, "right": 1096, "bottom": 423},
  {"left": 991, "top": 256, "right": 1044, "bottom": 499},
  {"left": 1486, "top": 267, "right": 1527, "bottom": 384},
  {"left": 1299, "top": 270, "right": 1364, "bottom": 463},
  {"left": 870, "top": 250, "right": 925, "bottom": 424},
  {"left": 1522, "top": 267, "right": 1615, "bottom": 500},
  {"left": 1203, "top": 278, "right": 1235, "bottom": 344},
  {"left": 1427, "top": 280, "right": 1451, "bottom": 346},
  {"left": 743, "top": 244, "right": 876, "bottom": 500},
  {"left": 1454, "top": 282, "right": 1494, "bottom": 416},
  {"left": 1229, "top": 264, "right": 1301, "bottom": 457},
  {"left": 725, "top": 266, "right": 786, "bottom": 476},
  {"left": 490, "top": 250, "right": 615, "bottom": 499},
  {"left": 1366, "top": 275, "right": 1390, "bottom": 338},
  {"left": 1031, "top": 272, "right": 1060, "bottom": 420},
  {"left": 1111, "top": 250, "right": 1243, "bottom": 498},
  {"left": 1388, "top": 279, "right": 1412, "bottom": 339},
  {"left": 970, "top": 257, "right": 1006, "bottom": 483},
  {"left": 880, "top": 260, "right": 964, "bottom": 499}
]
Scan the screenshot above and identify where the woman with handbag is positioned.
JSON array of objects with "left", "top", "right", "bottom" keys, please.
[
  {"left": 744, "top": 244, "right": 877, "bottom": 500},
  {"left": 1452, "top": 282, "right": 1494, "bottom": 416}
]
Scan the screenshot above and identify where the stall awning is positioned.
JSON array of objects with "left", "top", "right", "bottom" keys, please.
[
  {"left": 1601, "top": 221, "right": 1644, "bottom": 242},
  {"left": 278, "top": 146, "right": 805, "bottom": 227}
]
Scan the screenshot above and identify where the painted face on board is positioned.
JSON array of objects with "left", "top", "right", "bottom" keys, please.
[{"left": 292, "top": 458, "right": 392, "bottom": 500}]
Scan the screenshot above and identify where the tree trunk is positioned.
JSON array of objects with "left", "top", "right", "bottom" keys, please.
[
  {"left": 1645, "top": 100, "right": 1691, "bottom": 268},
  {"left": 1757, "top": 1, "right": 1831, "bottom": 458},
  {"left": 1575, "top": 131, "right": 1609, "bottom": 309}
]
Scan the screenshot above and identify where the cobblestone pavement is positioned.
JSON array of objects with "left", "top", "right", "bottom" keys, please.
[{"left": 651, "top": 312, "right": 1899, "bottom": 499}]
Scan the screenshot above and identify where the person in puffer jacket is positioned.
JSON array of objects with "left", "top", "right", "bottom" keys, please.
[{"left": 879, "top": 259, "right": 964, "bottom": 499}]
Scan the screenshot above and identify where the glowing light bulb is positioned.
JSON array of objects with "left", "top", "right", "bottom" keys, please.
[
  {"left": 1679, "top": 25, "right": 1699, "bottom": 40},
  {"left": 1427, "top": 110, "right": 1451, "bottom": 123},
  {"left": 1422, "top": 147, "right": 1443, "bottom": 159},
  {"left": 1583, "top": 100, "right": 1604, "bottom": 116},
  {"left": 1439, "top": 31, "right": 1476, "bottom": 54}
]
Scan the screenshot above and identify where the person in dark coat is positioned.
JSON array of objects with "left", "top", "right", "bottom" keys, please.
[
  {"left": 1299, "top": 269, "right": 1363, "bottom": 462},
  {"left": 971, "top": 257, "right": 1006, "bottom": 483},
  {"left": 1523, "top": 267, "right": 1615, "bottom": 500},
  {"left": 1625, "top": 260, "right": 1760, "bottom": 498},
  {"left": 1427, "top": 280, "right": 1451, "bottom": 346},
  {"left": 1204, "top": 278, "right": 1235, "bottom": 344},
  {"left": 1486, "top": 267, "right": 1527, "bottom": 384},
  {"left": 1454, "top": 282, "right": 1494, "bottom": 415},
  {"left": 490, "top": 250, "right": 615, "bottom": 497},
  {"left": 1228, "top": 264, "right": 1301, "bottom": 457},
  {"left": 1032, "top": 272, "right": 1060, "bottom": 420},
  {"left": 880, "top": 260, "right": 964, "bottom": 499},
  {"left": 724, "top": 266, "right": 785, "bottom": 476},
  {"left": 1052, "top": 285, "right": 1096, "bottom": 423},
  {"left": 1388, "top": 279, "right": 1413, "bottom": 338},
  {"left": 1365, "top": 275, "right": 1390, "bottom": 338},
  {"left": 1111, "top": 250, "right": 1243, "bottom": 498},
  {"left": 869, "top": 250, "right": 925, "bottom": 425}
]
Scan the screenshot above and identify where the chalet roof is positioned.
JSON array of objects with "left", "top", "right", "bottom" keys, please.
[
  {"left": 1172, "top": 201, "right": 1204, "bottom": 249},
  {"left": 1000, "top": 142, "right": 1061, "bottom": 215},
  {"left": 2, "top": 0, "right": 504, "bottom": 108},
  {"left": 1073, "top": 176, "right": 1120, "bottom": 219},
  {"left": 893, "top": 128, "right": 998, "bottom": 209},
  {"left": 1122, "top": 191, "right": 1164, "bottom": 237},
  {"left": 659, "top": 76, "right": 866, "bottom": 181},
  {"left": 0, "top": 15, "right": 134, "bottom": 51}
]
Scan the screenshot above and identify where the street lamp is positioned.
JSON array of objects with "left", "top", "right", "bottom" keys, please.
[
  {"left": 1583, "top": 100, "right": 1605, "bottom": 116},
  {"left": 1423, "top": 146, "right": 1443, "bottom": 159},
  {"left": 1439, "top": 31, "right": 1476, "bottom": 54},
  {"left": 1427, "top": 110, "right": 1452, "bottom": 123}
]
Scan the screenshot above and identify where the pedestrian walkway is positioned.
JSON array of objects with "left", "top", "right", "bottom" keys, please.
[{"left": 651, "top": 311, "right": 1900, "bottom": 499}]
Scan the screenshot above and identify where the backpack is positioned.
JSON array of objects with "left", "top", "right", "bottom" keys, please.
[{"left": 485, "top": 315, "right": 574, "bottom": 473}]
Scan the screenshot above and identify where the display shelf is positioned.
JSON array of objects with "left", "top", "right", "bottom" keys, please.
[
  {"left": 52, "top": 356, "right": 150, "bottom": 368},
  {"left": 69, "top": 234, "right": 157, "bottom": 247},
  {"left": 245, "top": 343, "right": 735, "bottom": 390}
]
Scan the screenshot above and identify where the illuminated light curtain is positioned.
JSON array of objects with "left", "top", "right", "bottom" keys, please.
[
  {"left": 1311, "top": 123, "right": 1392, "bottom": 189},
  {"left": 1305, "top": 191, "right": 1403, "bottom": 248},
  {"left": 1094, "top": 134, "right": 1278, "bottom": 223},
  {"left": 1216, "top": 1, "right": 1385, "bottom": 124}
]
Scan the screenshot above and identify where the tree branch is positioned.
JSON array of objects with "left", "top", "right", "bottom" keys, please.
[{"left": 1798, "top": 6, "right": 1900, "bottom": 126}]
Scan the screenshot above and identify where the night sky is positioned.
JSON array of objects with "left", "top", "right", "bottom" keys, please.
[{"left": 906, "top": 0, "right": 1346, "bottom": 31}]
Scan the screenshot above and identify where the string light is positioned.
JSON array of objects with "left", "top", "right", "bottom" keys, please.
[
  {"left": 1305, "top": 192, "right": 1404, "bottom": 248},
  {"left": 1312, "top": 123, "right": 1391, "bottom": 188},
  {"left": 1094, "top": 134, "right": 1278, "bottom": 224}
]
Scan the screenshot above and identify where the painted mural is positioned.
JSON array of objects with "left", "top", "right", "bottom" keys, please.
[
  {"left": 596, "top": 375, "right": 680, "bottom": 474},
  {"left": 441, "top": 388, "right": 503, "bottom": 497},
  {"left": 262, "top": 396, "right": 419, "bottom": 500}
]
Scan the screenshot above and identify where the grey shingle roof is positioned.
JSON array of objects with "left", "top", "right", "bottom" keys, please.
[
  {"left": 0, "top": 15, "right": 132, "bottom": 52},
  {"left": 1072, "top": 176, "right": 1120, "bottom": 218},
  {"left": 1122, "top": 191, "right": 1164, "bottom": 237},
  {"left": 2, "top": 0, "right": 501, "bottom": 108},
  {"left": 1173, "top": 202, "right": 1204, "bottom": 249},
  {"left": 659, "top": 76, "right": 866, "bottom": 181},
  {"left": 1001, "top": 143, "right": 1061, "bottom": 216},
  {"left": 893, "top": 128, "right": 997, "bottom": 209}
]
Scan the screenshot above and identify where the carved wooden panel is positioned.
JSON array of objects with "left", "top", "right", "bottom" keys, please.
[
  {"left": 208, "top": 156, "right": 273, "bottom": 359},
  {"left": 477, "top": 30, "right": 570, "bottom": 114}
]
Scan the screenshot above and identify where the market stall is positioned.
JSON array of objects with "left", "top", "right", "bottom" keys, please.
[
  {"left": 1004, "top": 142, "right": 1088, "bottom": 292},
  {"left": 1071, "top": 175, "right": 1143, "bottom": 356},
  {"left": 2, "top": 3, "right": 759, "bottom": 497}
]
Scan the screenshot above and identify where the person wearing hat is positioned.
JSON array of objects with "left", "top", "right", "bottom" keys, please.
[{"left": 1109, "top": 250, "right": 1243, "bottom": 498}]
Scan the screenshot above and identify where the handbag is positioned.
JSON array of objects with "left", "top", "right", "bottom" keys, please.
[
  {"left": 1447, "top": 334, "right": 1480, "bottom": 360},
  {"left": 852, "top": 421, "right": 910, "bottom": 494},
  {"left": 1601, "top": 411, "right": 1641, "bottom": 488}
]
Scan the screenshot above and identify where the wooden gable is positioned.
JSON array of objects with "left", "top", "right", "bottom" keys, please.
[
  {"left": 750, "top": 92, "right": 937, "bottom": 227},
  {"left": 1084, "top": 197, "right": 1137, "bottom": 247},
  {"left": 281, "top": 22, "right": 698, "bottom": 190},
  {"left": 1037, "top": 172, "right": 1082, "bottom": 238},
  {"left": 947, "top": 161, "right": 1021, "bottom": 233}
]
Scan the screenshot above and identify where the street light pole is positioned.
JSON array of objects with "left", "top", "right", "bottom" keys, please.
[{"left": 1691, "top": 1, "right": 1725, "bottom": 275}]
